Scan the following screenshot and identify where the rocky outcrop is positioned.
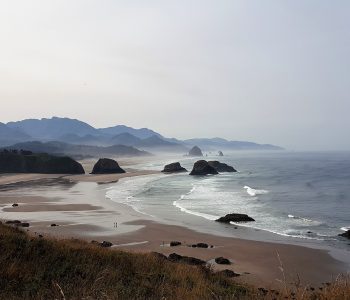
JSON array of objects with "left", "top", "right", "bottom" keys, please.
[
  {"left": 170, "top": 241, "right": 182, "bottom": 247},
  {"left": 168, "top": 253, "right": 206, "bottom": 265},
  {"left": 339, "top": 230, "right": 350, "bottom": 239},
  {"left": 216, "top": 213, "right": 255, "bottom": 223},
  {"left": 100, "top": 241, "right": 113, "bottom": 248},
  {"left": 192, "top": 243, "right": 209, "bottom": 248},
  {"left": 208, "top": 161, "right": 237, "bottom": 172},
  {"left": 162, "top": 162, "right": 187, "bottom": 173},
  {"left": 215, "top": 257, "right": 231, "bottom": 265},
  {"left": 5, "top": 220, "right": 30, "bottom": 227},
  {"left": 91, "top": 158, "right": 125, "bottom": 174},
  {"left": 91, "top": 240, "right": 113, "bottom": 247},
  {"left": 188, "top": 146, "right": 203, "bottom": 157},
  {"left": 189, "top": 160, "right": 218, "bottom": 176},
  {"left": 5, "top": 220, "right": 21, "bottom": 225},
  {"left": 218, "top": 151, "right": 224, "bottom": 156},
  {"left": 0, "top": 151, "right": 85, "bottom": 174}
]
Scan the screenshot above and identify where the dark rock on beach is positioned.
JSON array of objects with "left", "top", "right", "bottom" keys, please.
[
  {"left": 208, "top": 161, "right": 237, "bottom": 172},
  {"left": 162, "top": 162, "right": 187, "bottom": 173},
  {"left": 216, "top": 213, "right": 255, "bottom": 223},
  {"left": 50, "top": 224, "right": 58, "bottom": 227},
  {"left": 339, "top": 230, "right": 350, "bottom": 239},
  {"left": 91, "top": 240, "right": 113, "bottom": 247},
  {"left": 100, "top": 241, "right": 113, "bottom": 248},
  {"left": 5, "top": 220, "right": 21, "bottom": 225},
  {"left": 189, "top": 160, "right": 218, "bottom": 176},
  {"left": 91, "top": 158, "right": 125, "bottom": 174},
  {"left": 6, "top": 220, "right": 30, "bottom": 227},
  {"left": 168, "top": 253, "right": 206, "bottom": 265},
  {"left": 195, "top": 243, "right": 209, "bottom": 248},
  {"left": 181, "top": 256, "right": 206, "bottom": 266},
  {"left": 168, "top": 253, "right": 183, "bottom": 262},
  {"left": 12, "top": 203, "right": 19, "bottom": 207},
  {"left": 188, "top": 146, "right": 203, "bottom": 157},
  {"left": 215, "top": 257, "right": 231, "bottom": 265},
  {"left": 170, "top": 241, "right": 182, "bottom": 247}
]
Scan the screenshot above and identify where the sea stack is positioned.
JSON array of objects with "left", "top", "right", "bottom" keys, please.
[
  {"left": 188, "top": 146, "right": 203, "bottom": 157},
  {"left": 339, "top": 230, "right": 350, "bottom": 239},
  {"left": 208, "top": 161, "right": 237, "bottom": 172},
  {"left": 162, "top": 162, "right": 187, "bottom": 173},
  {"left": 91, "top": 158, "right": 125, "bottom": 174},
  {"left": 218, "top": 151, "right": 224, "bottom": 156},
  {"left": 189, "top": 160, "right": 218, "bottom": 176}
]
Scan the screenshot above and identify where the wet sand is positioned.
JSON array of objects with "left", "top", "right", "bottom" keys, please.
[
  {"left": 65, "top": 169, "right": 157, "bottom": 184},
  {"left": 0, "top": 173, "right": 63, "bottom": 185},
  {"left": 0, "top": 170, "right": 348, "bottom": 290}
]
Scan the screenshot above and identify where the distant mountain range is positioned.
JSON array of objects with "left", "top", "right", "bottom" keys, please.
[
  {"left": 0, "top": 117, "right": 283, "bottom": 155},
  {"left": 183, "top": 138, "right": 281, "bottom": 151},
  {"left": 5, "top": 141, "right": 150, "bottom": 158}
]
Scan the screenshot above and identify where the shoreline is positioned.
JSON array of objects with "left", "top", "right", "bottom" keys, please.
[{"left": 0, "top": 171, "right": 349, "bottom": 289}]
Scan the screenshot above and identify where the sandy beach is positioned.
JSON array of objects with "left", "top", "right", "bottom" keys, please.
[{"left": 0, "top": 164, "right": 349, "bottom": 290}]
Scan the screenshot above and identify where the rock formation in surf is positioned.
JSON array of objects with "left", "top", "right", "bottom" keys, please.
[
  {"left": 161, "top": 162, "right": 187, "bottom": 173},
  {"left": 215, "top": 213, "right": 255, "bottom": 223},
  {"left": 189, "top": 160, "right": 218, "bottom": 176},
  {"left": 339, "top": 230, "right": 350, "bottom": 239},
  {"left": 208, "top": 161, "right": 237, "bottom": 172},
  {"left": 188, "top": 146, "right": 203, "bottom": 157},
  {"left": 0, "top": 150, "right": 85, "bottom": 174},
  {"left": 91, "top": 158, "right": 125, "bottom": 174},
  {"left": 218, "top": 151, "right": 224, "bottom": 156}
]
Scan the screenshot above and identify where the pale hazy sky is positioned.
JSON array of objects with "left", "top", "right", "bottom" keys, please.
[{"left": 1, "top": 0, "right": 349, "bottom": 150}]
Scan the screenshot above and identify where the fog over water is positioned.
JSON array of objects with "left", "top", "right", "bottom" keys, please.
[{"left": 0, "top": 1, "right": 349, "bottom": 150}]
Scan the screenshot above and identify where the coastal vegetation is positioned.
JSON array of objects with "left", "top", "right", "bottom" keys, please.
[{"left": 0, "top": 223, "right": 348, "bottom": 299}]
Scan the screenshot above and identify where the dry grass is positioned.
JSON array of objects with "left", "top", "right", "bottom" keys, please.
[
  {"left": 0, "top": 223, "right": 348, "bottom": 299},
  {"left": 0, "top": 223, "right": 247, "bottom": 299},
  {"left": 248, "top": 274, "right": 350, "bottom": 300}
]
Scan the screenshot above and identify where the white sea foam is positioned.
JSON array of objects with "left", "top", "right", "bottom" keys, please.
[
  {"left": 287, "top": 214, "right": 322, "bottom": 225},
  {"left": 230, "top": 221, "right": 333, "bottom": 241},
  {"left": 112, "top": 241, "right": 149, "bottom": 247},
  {"left": 173, "top": 199, "right": 219, "bottom": 221},
  {"left": 244, "top": 186, "right": 269, "bottom": 196},
  {"left": 340, "top": 227, "right": 350, "bottom": 231},
  {"left": 105, "top": 174, "right": 163, "bottom": 217}
]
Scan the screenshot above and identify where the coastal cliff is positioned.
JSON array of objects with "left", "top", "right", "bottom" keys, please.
[{"left": 0, "top": 150, "right": 84, "bottom": 174}]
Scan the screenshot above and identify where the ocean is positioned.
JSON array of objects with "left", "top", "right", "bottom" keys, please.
[{"left": 106, "top": 151, "right": 350, "bottom": 252}]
